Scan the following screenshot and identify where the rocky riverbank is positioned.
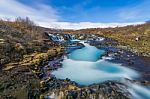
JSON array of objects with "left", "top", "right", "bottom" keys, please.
[{"left": 37, "top": 74, "right": 150, "bottom": 99}]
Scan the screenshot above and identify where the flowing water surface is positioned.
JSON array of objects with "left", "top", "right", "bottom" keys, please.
[{"left": 52, "top": 42, "right": 139, "bottom": 85}]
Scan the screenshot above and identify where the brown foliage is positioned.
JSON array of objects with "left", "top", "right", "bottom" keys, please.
[{"left": 0, "top": 17, "right": 51, "bottom": 65}]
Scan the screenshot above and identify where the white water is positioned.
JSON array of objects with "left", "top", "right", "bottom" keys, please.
[{"left": 122, "top": 80, "right": 150, "bottom": 99}]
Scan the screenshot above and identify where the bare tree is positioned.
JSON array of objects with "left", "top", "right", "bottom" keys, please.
[{"left": 15, "top": 17, "right": 36, "bottom": 27}]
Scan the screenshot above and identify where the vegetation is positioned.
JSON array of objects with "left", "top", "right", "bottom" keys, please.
[{"left": 0, "top": 17, "right": 56, "bottom": 66}]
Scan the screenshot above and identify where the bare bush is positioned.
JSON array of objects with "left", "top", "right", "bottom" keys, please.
[{"left": 15, "top": 17, "right": 36, "bottom": 27}]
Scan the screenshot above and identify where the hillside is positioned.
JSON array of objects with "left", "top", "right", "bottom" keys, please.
[
  {"left": 0, "top": 18, "right": 59, "bottom": 66},
  {"left": 67, "top": 23, "right": 150, "bottom": 57}
]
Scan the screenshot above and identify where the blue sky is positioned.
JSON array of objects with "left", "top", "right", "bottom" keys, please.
[{"left": 0, "top": 0, "right": 149, "bottom": 29}]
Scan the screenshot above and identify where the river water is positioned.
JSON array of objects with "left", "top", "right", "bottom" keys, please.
[{"left": 52, "top": 42, "right": 139, "bottom": 85}]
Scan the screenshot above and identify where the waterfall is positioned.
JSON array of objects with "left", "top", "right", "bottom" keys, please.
[
  {"left": 48, "top": 33, "right": 77, "bottom": 42},
  {"left": 48, "top": 34, "right": 64, "bottom": 42},
  {"left": 48, "top": 33, "right": 103, "bottom": 42}
]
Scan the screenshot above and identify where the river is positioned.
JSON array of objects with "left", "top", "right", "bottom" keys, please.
[{"left": 52, "top": 41, "right": 139, "bottom": 85}]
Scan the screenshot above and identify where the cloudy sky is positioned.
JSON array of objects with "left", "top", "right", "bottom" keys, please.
[{"left": 0, "top": 0, "right": 149, "bottom": 29}]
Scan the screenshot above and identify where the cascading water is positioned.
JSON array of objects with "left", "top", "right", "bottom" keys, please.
[
  {"left": 121, "top": 79, "right": 150, "bottom": 99},
  {"left": 48, "top": 33, "right": 77, "bottom": 42},
  {"left": 48, "top": 34, "right": 64, "bottom": 42}
]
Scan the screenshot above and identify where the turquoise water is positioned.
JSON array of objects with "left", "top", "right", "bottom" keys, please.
[
  {"left": 52, "top": 42, "right": 140, "bottom": 85},
  {"left": 69, "top": 43, "right": 105, "bottom": 61}
]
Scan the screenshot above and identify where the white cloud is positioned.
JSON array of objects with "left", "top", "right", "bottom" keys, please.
[
  {"left": 0, "top": 0, "right": 144, "bottom": 30},
  {"left": 0, "top": 0, "right": 59, "bottom": 22}
]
